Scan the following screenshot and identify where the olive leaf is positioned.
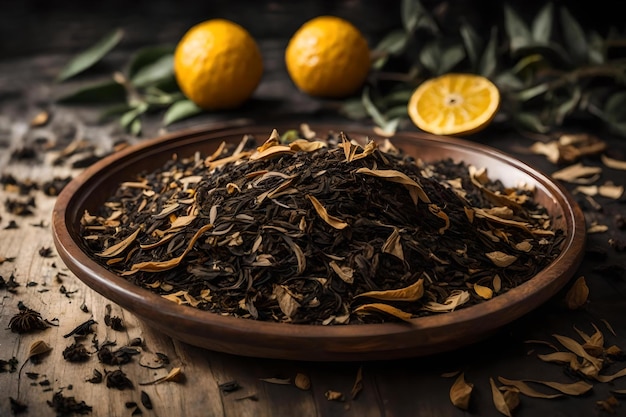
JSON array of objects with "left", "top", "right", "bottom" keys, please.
[
  {"left": 479, "top": 27, "right": 499, "bottom": 78},
  {"left": 401, "top": 0, "right": 437, "bottom": 34},
  {"left": 131, "top": 54, "right": 175, "bottom": 88},
  {"left": 438, "top": 44, "right": 466, "bottom": 75},
  {"left": 361, "top": 87, "right": 388, "bottom": 128},
  {"left": 460, "top": 20, "right": 482, "bottom": 68},
  {"left": 56, "top": 80, "right": 127, "bottom": 104},
  {"left": 127, "top": 45, "right": 176, "bottom": 79},
  {"left": 57, "top": 28, "right": 124, "bottom": 82},
  {"left": 559, "top": 6, "right": 589, "bottom": 65},
  {"left": 339, "top": 98, "right": 368, "bottom": 120},
  {"left": 163, "top": 99, "right": 203, "bottom": 126},
  {"left": 372, "top": 30, "right": 409, "bottom": 70},
  {"left": 503, "top": 4, "right": 532, "bottom": 53},
  {"left": 531, "top": 2, "right": 554, "bottom": 43}
]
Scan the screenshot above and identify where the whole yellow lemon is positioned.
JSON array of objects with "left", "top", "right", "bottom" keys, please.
[
  {"left": 173, "top": 19, "right": 263, "bottom": 110},
  {"left": 285, "top": 16, "right": 370, "bottom": 98}
]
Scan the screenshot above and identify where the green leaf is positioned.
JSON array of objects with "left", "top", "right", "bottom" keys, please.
[
  {"left": 504, "top": 4, "right": 532, "bottom": 53},
  {"left": 479, "top": 27, "right": 498, "bottom": 78},
  {"left": 380, "top": 89, "right": 413, "bottom": 107},
  {"left": 531, "top": 3, "right": 554, "bottom": 43},
  {"left": 494, "top": 71, "right": 525, "bottom": 90},
  {"left": 127, "top": 45, "right": 176, "bottom": 79},
  {"left": 361, "top": 87, "right": 387, "bottom": 127},
  {"left": 588, "top": 32, "right": 606, "bottom": 65},
  {"left": 559, "top": 6, "right": 589, "bottom": 65},
  {"left": 401, "top": 0, "right": 437, "bottom": 34},
  {"left": 418, "top": 42, "right": 441, "bottom": 74},
  {"left": 372, "top": 30, "right": 409, "bottom": 70},
  {"left": 554, "top": 86, "right": 582, "bottom": 125},
  {"left": 98, "top": 103, "right": 134, "bottom": 122},
  {"left": 57, "top": 28, "right": 124, "bottom": 82},
  {"left": 339, "top": 98, "right": 368, "bottom": 120},
  {"left": 378, "top": 118, "right": 400, "bottom": 135},
  {"left": 129, "top": 118, "right": 142, "bottom": 136},
  {"left": 515, "top": 82, "right": 551, "bottom": 102},
  {"left": 438, "top": 44, "right": 465, "bottom": 75},
  {"left": 514, "top": 112, "right": 550, "bottom": 133},
  {"left": 162, "top": 99, "right": 203, "bottom": 126},
  {"left": 459, "top": 21, "right": 482, "bottom": 68},
  {"left": 56, "top": 80, "right": 126, "bottom": 103},
  {"left": 384, "top": 105, "right": 409, "bottom": 120},
  {"left": 603, "top": 91, "right": 626, "bottom": 118},
  {"left": 131, "top": 54, "right": 175, "bottom": 88},
  {"left": 120, "top": 102, "right": 148, "bottom": 130},
  {"left": 401, "top": 0, "right": 421, "bottom": 33}
]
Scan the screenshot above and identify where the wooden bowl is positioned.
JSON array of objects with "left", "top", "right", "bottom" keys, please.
[{"left": 52, "top": 122, "right": 586, "bottom": 361}]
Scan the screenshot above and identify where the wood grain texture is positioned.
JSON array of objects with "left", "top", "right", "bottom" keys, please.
[{"left": 2, "top": 2, "right": 626, "bottom": 416}]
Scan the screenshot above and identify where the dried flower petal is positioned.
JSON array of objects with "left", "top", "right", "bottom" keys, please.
[
  {"left": 497, "top": 377, "right": 562, "bottom": 399},
  {"left": 356, "top": 278, "right": 424, "bottom": 302},
  {"left": 565, "top": 276, "right": 589, "bottom": 310},
  {"left": 306, "top": 195, "right": 348, "bottom": 230},
  {"left": 450, "top": 372, "right": 473, "bottom": 410},
  {"left": 354, "top": 303, "right": 413, "bottom": 322}
]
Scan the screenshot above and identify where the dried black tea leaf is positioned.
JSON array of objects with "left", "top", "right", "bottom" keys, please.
[
  {"left": 47, "top": 391, "right": 92, "bottom": 415},
  {"left": 63, "top": 319, "right": 96, "bottom": 338},
  {"left": 63, "top": 343, "right": 90, "bottom": 363},
  {"left": 9, "top": 397, "right": 28, "bottom": 414},
  {"left": 219, "top": 381, "right": 241, "bottom": 393},
  {"left": 86, "top": 369, "right": 103, "bottom": 384},
  {"left": 140, "top": 391, "right": 153, "bottom": 409},
  {"left": 105, "top": 369, "right": 133, "bottom": 390}
]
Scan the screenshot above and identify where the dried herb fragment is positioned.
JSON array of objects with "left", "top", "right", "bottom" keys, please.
[
  {"left": 140, "top": 391, "right": 153, "bottom": 410},
  {"left": 63, "top": 319, "right": 96, "bottom": 338},
  {"left": 86, "top": 369, "right": 103, "bottom": 384},
  {"left": 219, "top": 381, "right": 241, "bottom": 393},
  {"left": 139, "top": 367, "right": 184, "bottom": 385},
  {"left": 350, "top": 367, "right": 363, "bottom": 400},
  {"left": 97, "top": 343, "right": 140, "bottom": 365},
  {"left": 9, "top": 397, "right": 28, "bottom": 414},
  {"left": 47, "top": 391, "right": 92, "bottom": 416},
  {"left": 450, "top": 372, "right": 473, "bottom": 410},
  {"left": 105, "top": 369, "right": 133, "bottom": 390},
  {"left": 0, "top": 357, "right": 18, "bottom": 373},
  {"left": 294, "top": 373, "right": 311, "bottom": 391},
  {"left": 103, "top": 304, "right": 125, "bottom": 331},
  {"left": 565, "top": 276, "right": 589, "bottom": 310},
  {"left": 62, "top": 343, "right": 90, "bottom": 363}
]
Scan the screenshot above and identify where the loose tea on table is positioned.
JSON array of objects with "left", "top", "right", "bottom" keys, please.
[{"left": 80, "top": 127, "right": 564, "bottom": 324}]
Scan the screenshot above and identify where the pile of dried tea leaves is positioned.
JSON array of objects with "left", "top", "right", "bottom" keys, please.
[{"left": 80, "top": 127, "right": 564, "bottom": 324}]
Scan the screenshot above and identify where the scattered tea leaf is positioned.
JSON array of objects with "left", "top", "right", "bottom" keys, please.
[
  {"left": 450, "top": 372, "right": 474, "bottom": 410},
  {"left": 594, "top": 366, "right": 626, "bottom": 383},
  {"left": 522, "top": 379, "right": 593, "bottom": 395},
  {"left": 260, "top": 377, "right": 291, "bottom": 385},
  {"left": 325, "top": 390, "right": 344, "bottom": 401},
  {"left": 139, "top": 367, "right": 183, "bottom": 385},
  {"left": 489, "top": 377, "right": 516, "bottom": 417},
  {"left": 497, "top": 377, "right": 562, "bottom": 399},
  {"left": 486, "top": 251, "right": 518, "bottom": 267},
  {"left": 601, "top": 154, "right": 626, "bottom": 170},
  {"left": 351, "top": 367, "right": 363, "bottom": 399},
  {"left": 57, "top": 28, "right": 124, "bottom": 82},
  {"left": 551, "top": 163, "right": 602, "bottom": 184},
  {"left": 294, "top": 373, "right": 311, "bottom": 391},
  {"left": 553, "top": 334, "right": 603, "bottom": 371},
  {"left": 97, "top": 228, "right": 141, "bottom": 258},
  {"left": 565, "top": 276, "right": 589, "bottom": 310}
]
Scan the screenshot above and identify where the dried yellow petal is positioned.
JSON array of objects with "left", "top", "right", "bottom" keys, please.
[
  {"left": 306, "top": 195, "right": 348, "bottom": 230},
  {"left": 602, "top": 154, "right": 626, "bottom": 170},
  {"left": 97, "top": 228, "right": 141, "bottom": 258},
  {"left": 450, "top": 372, "right": 473, "bottom": 410},
  {"left": 356, "top": 278, "right": 424, "bottom": 302},
  {"left": 565, "top": 276, "right": 589, "bottom": 310},
  {"left": 497, "top": 377, "right": 562, "bottom": 399},
  {"left": 474, "top": 283, "right": 493, "bottom": 300},
  {"left": 489, "top": 378, "right": 515, "bottom": 417},
  {"left": 522, "top": 379, "right": 592, "bottom": 396},
  {"left": 551, "top": 163, "right": 602, "bottom": 184},
  {"left": 355, "top": 167, "right": 430, "bottom": 204},
  {"left": 423, "top": 290, "right": 470, "bottom": 313},
  {"left": 381, "top": 228, "right": 404, "bottom": 260},
  {"left": 486, "top": 251, "right": 518, "bottom": 267},
  {"left": 354, "top": 303, "right": 413, "bottom": 322}
]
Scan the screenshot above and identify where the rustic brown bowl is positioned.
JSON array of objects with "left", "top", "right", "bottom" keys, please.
[{"left": 52, "top": 121, "right": 585, "bottom": 361}]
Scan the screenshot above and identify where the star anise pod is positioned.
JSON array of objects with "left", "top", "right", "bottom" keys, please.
[{"left": 8, "top": 307, "right": 49, "bottom": 334}]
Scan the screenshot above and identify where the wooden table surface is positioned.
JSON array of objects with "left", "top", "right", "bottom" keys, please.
[{"left": 2, "top": 2, "right": 626, "bottom": 416}]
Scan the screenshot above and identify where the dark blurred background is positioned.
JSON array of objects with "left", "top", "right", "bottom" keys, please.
[{"left": 1, "top": 0, "right": 623, "bottom": 58}]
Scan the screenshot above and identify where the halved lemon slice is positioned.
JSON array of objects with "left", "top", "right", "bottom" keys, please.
[{"left": 408, "top": 73, "right": 500, "bottom": 136}]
